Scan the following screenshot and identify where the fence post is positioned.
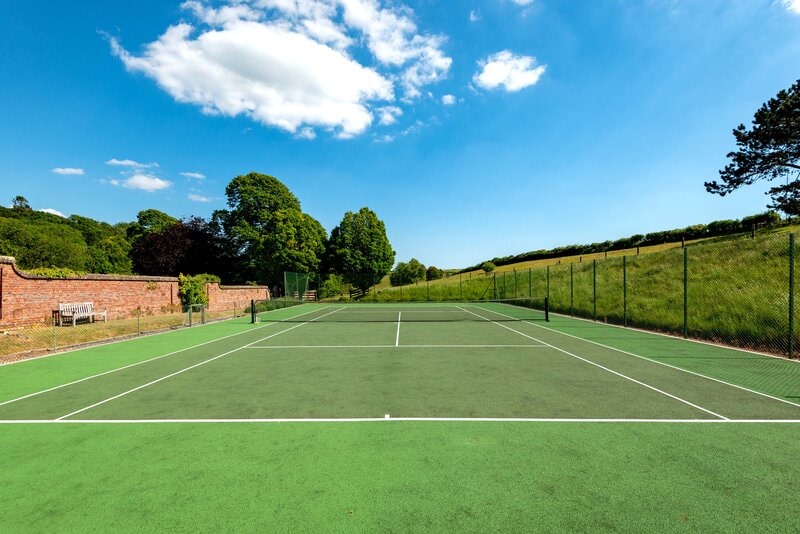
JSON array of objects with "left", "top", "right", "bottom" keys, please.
[
  {"left": 528, "top": 268, "right": 532, "bottom": 298},
  {"left": 251, "top": 299, "right": 256, "bottom": 324},
  {"left": 52, "top": 318, "right": 56, "bottom": 353},
  {"left": 137, "top": 307, "right": 141, "bottom": 335},
  {"left": 593, "top": 259, "right": 597, "bottom": 321},
  {"left": 570, "top": 263, "right": 574, "bottom": 316},
  {"left": 623, "top": 256, "right": 628, "bottom": 328},
  {"left": 683, "top": 247, "right": 688, "bottom": 339},
  {"left": 547, "top": 265, "right": 550, "bottom": 302},
  {"left": 790, "top": 234, "right": 795, "bottom": 359},
  {"left": 513, "top": 269, "right": 517, "bottom": 298}
]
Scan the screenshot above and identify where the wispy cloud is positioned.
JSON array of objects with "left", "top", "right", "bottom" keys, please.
[
  {"left": 783, "top": 0, "right": 800, "bottom": 15},
  {"left": 106, "top": 158, "right": 158, "bottom": 169},
  {"left": 473, "top": 51, "right": 546, "bottom": 92},
  {"left": 180, "top": 171, "right": 206, "bottom": 179},
  {"left": 188, "top": 193, "right": 211, "bottom": 202},
  {"left": 511, "top": 0, "right": 534, "bottom": 5},
  {"left": 441, "top": 94, "right": 455, "bottom": 106},
  {"left": 51, "top": 167, "right": 84, "bottom": 176},
  {"left": 295, "top": 127, "right": 317, "bottom": 140},
  {"left": 107, "top": 0, "right": 452, "bottom": 139},
  {"left": 469, "top": 10, "right": 481, "bottom": 22},
  {"left": 377, "top": 106, "right": 403, "bottom": 125}
]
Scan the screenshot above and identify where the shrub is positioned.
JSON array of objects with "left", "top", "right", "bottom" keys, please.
[{"left": 178, "top": 273, "right": 213, "bottom": 308}]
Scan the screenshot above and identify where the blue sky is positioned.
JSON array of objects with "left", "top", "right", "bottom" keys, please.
[{"left": 2, "top": 0, "right": 800, "bottom": 268}]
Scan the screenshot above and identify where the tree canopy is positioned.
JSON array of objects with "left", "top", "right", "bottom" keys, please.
[
  {"left": 213, "top": 172, "right": 323, "bottom": 285},
  {"left": 326, "top": 207, "right": 395, "bottom": 292},
  {"left": 706, "top": 78, "right": 800, "bottom": 214},
  {"left": 131, "top": 217, "right": 222, "bottom": 277},
  {"left": 390, "top": 258, "right": 426, "bottom": 286}
]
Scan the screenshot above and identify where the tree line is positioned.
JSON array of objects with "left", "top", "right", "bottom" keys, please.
[
  {"left": 459, "top": 211, "right": 783, "bottom": 273},
  {"left": 0, "top": 173, "right": 395, "bottom": 292}
]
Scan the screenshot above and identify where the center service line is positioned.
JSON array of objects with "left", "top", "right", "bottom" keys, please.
[{"left": 395, "top": 311, "right": 402, "bottom": 347}]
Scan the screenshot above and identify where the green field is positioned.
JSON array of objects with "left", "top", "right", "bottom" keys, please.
[{"left": 1, "top": 303, "right": 799, "bottom": 531}]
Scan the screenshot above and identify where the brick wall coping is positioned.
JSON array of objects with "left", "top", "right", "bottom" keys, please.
[
  {"left": 0, "top": 256, "right": 177, "bottom": 283},
  {"left": 0, "top": 256, "right": 269, "bottom": 290}
]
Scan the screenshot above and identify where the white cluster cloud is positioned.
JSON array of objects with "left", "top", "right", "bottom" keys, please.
[
  {"left": 109, "top": 0, "right": 452, "bottom": 138},
  {"left": 51, "top": 167, "right": 84, "bottom": 176},
  {"left": 783, "top": 0, "right": 800, "bottom": 15},
  {"left": 106, "top": 159, "right": 171, "bottom": 192},
  {"left": 473, "top": 51, "right": 546, "bottom": 92},
  {"left": 441, "top": 94, "right": 455, "bottom": 105},
  {"left": 38, "top": 208, "right": 66, "bottom": 217}
]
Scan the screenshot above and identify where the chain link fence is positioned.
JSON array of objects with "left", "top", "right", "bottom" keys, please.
[
  {"left": 366, "top": 231, "right": 799, "bottom": 358},
  {"left": 0, "top": 303, "right": 248, "bottom": 363}
]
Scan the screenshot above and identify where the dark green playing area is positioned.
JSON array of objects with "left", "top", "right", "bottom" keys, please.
[{"left": 2, "top": 302, "right": 799, "bottom": 531}]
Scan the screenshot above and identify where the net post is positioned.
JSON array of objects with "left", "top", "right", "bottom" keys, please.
[
  {"left": 250, "top": 299, "right": 256, "bottom": 324},
  {"left": 544, "top": 296, "right": 549, "bottom": 322}
]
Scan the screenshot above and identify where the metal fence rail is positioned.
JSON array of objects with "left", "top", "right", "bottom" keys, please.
[
  {"left": 0, "top": 303, "right": 247, "bottom": 363},
  {"left": 372, "top": 231, "right": 800, "bottom": 358}
]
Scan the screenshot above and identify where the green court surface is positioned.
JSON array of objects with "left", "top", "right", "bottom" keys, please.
[{"left": 1, "top": 302, "right": 799, "bottom": 531}]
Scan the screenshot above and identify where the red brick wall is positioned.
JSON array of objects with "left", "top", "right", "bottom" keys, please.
[
  {"left": 0, "top": 256, "right": 270, "bottom": 326},
  {"left": 206, "top": 283, "right": 269, "bottom": 313}
]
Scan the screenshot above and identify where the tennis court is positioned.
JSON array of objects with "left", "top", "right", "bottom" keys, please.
[
  {"left": 2, "top": 301, "right": 798, "bottom": 423},
  {"left": 3, "top": 302, "right": 800, "bottom": 532}
]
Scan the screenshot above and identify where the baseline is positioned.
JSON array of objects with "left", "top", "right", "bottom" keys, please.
[{"left": 1, "top": 417, "right": 799, "bottom": 424}]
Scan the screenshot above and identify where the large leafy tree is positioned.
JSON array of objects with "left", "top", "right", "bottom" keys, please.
[
  {"left": 262, "top": 210, "right": 327, "bottom": 283},
  {"left": 326, "top": 207, "right": 395, "bottom": 292},
  {"left": 126, "top": 209, "right": 179, "bottom": 244},
  {"left": 390, "top": 258, "right": 426, "bottom": 286},
  {"left": 706, "top": 78, "right": 800, "bottom": 215},
  {"left": 68, "top": 215, "right": 132, "bottom": 274},
  {"left": 214, "top": 172, "right": 324, "bottom": 285},
  {"left": 0, "top": 218, "right": 88, "bottom": 270},
  {"left": 131, "top": 217, "right": 222, "bottom": 276}
]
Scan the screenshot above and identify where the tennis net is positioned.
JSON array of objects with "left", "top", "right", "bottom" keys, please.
[{"left": 252, "top": 298, "right": 549, "bottom": 323}]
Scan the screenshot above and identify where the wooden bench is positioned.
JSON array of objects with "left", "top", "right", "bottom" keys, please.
[{"left": 58, "top": 302, "right": 107, "bottom": 326}]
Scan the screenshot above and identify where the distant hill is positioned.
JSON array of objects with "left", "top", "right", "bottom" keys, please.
[{"left": 459, "top": 211, "right": 782, "bottom": 273}]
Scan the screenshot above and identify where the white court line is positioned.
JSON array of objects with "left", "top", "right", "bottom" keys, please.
[
  {"left": 245, "top": 344, "right": 548, "bottom": 349},
  {"left": 0, "top": 304, "right": 328, "bottom": 409},
  {"left": 458, "top": 306, "right": 728, "bottom": 420},
  {"left": 487, "top": 306, "right": 800, "bottom": 410},
  {"left": 1, "top": 418, "right": 799, "bottom": 424},
  {"left": 54, "top": 307, "right": 344, "bottom": 421},
  {"left": 396, "top": 311, "right": 401, "bottom": 347}
]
